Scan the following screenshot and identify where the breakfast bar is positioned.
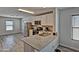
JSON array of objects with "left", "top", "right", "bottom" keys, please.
[{"left": 21, "top": 33, "right": 58, "bottom": 52}]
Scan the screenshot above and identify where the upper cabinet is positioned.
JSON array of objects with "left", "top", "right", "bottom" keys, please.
[
  {"left": 36, "top": 16, "right": 42, "bottom": 21},
  {"left": 41, "top": 13, "right": 55, "bottom": 26},
  {"left": 32, "top": 16, "right": 35, "bottom": 25},
  {"left": 32, "top": 13, "right": 55, "bottom": 26},
  {"left": 32, "top": 16, "right": 42, "bottom": 25},
  {"left": 46, "top": 13, "right": 55, "bottom": 26},
  {"left": 41, "top": 14, "right": 47, "bottom": 25}
]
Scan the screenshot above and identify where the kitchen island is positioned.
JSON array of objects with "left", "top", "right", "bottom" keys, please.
[{"left": 21, "top": 33, "right": 59, "bottom": 52}]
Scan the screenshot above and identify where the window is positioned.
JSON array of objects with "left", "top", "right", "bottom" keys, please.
[
  {"left": 72, "top": 15, "right": 79, "bottom": 40},
  {"left": 5, "top": 20, "right": 14, "bottom": 31}
]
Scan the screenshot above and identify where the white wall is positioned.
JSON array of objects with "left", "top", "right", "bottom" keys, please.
[{"left": 60, "top": 8, "right": 79, "bottom": 50}]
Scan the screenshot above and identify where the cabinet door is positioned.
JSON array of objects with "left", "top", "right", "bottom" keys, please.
[
  {"left": 32, "top": 16, "right": 42, "bottom": 25},
  {"left": 41, "top": 15, "right": 47, "bottom": 25},
  {"left": 24, "top": 43, "right": 35, "bottom": 52},
  {"left": 32, "top": 17, "right": 35, "bottom": 25},
  {"left": 50, "top": 13, "right": 55, "bottom": 32},
  {"left": 47, "top": 13, "right": 54, "bottom": 26},
  {"left": 36, "top": 16, "right": 41, "bottom": 21},
  {"left": 40, "top": 37, "right": 59, "bottom": 52}
]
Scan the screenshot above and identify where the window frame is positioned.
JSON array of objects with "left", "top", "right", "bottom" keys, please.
[
  {"left": 5, "top": 20, "right": 14, "bottom": 31},
  {"left": 72, "top": 15, "right": 79, "bottom": 40}
]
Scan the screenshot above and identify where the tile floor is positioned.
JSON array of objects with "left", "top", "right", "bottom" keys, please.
[
  {"left": 0, "top": 34, "right": 77, "bottom": 52},
  {"left": 0, "top": 34, "right": 24, "bottom": 52}
]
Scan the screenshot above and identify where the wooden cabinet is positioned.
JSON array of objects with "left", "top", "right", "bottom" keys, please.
[{"left": 24, "top": 22, "right": 32, "bottom": 37}]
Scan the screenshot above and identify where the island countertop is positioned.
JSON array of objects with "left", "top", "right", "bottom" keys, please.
[{"left": 21, "top": 34, "right": 56, "bottom": 51}]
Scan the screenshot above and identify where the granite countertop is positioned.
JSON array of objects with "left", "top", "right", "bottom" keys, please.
[{"left": 21, "top": 34, "right": 56, "bottom": 51}]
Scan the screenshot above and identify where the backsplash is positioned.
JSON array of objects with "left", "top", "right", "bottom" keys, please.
[
  {"left": 25, "top": 20, "right": 54, "bottom": 36},
  {"left": 32, "top": 25, "right": 53, "bottom": 35}
]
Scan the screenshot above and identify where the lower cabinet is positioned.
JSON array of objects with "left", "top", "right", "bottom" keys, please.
[
  {"left": 40, "top": 37, "right": 59, "bottom": 52},
  {"left": 24, "top": 37, "right": 59, "bottom": 52},
  {"left": 24, "top": 43, "right": 38, "bottom": 52}
]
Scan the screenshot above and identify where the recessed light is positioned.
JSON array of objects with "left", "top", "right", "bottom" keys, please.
[{"left": 18, "top": 9, "right": 34, "bottom": 14}]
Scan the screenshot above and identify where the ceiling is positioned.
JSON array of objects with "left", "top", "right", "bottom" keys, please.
[
  {"left": 0, "top": 7, "right": 70, "bottom": 18},
  {"left": 17, "top": 7, "right": 55, "bottom": 15},
  {"left": 17, "top": 7, "right": 70, "bottom": 15}
]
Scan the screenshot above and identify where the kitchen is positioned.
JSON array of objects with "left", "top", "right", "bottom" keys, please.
[
  {"left": 0, "top": 7, "right": 59, "bottom": 52},
  {"left": 21, "top": 7, "right": 59, "bottom": 52},
  {"left": 0, "top": 1, "right": 79, "bottom": 59}
]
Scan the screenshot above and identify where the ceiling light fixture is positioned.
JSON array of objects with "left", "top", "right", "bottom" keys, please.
[{"left": 18, "top": 9, "right": 34, "bottom": 14}]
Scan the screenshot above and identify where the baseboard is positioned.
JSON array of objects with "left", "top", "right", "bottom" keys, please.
[{"left": 60, "top": 43, "right": 79, "bottom": 52}]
